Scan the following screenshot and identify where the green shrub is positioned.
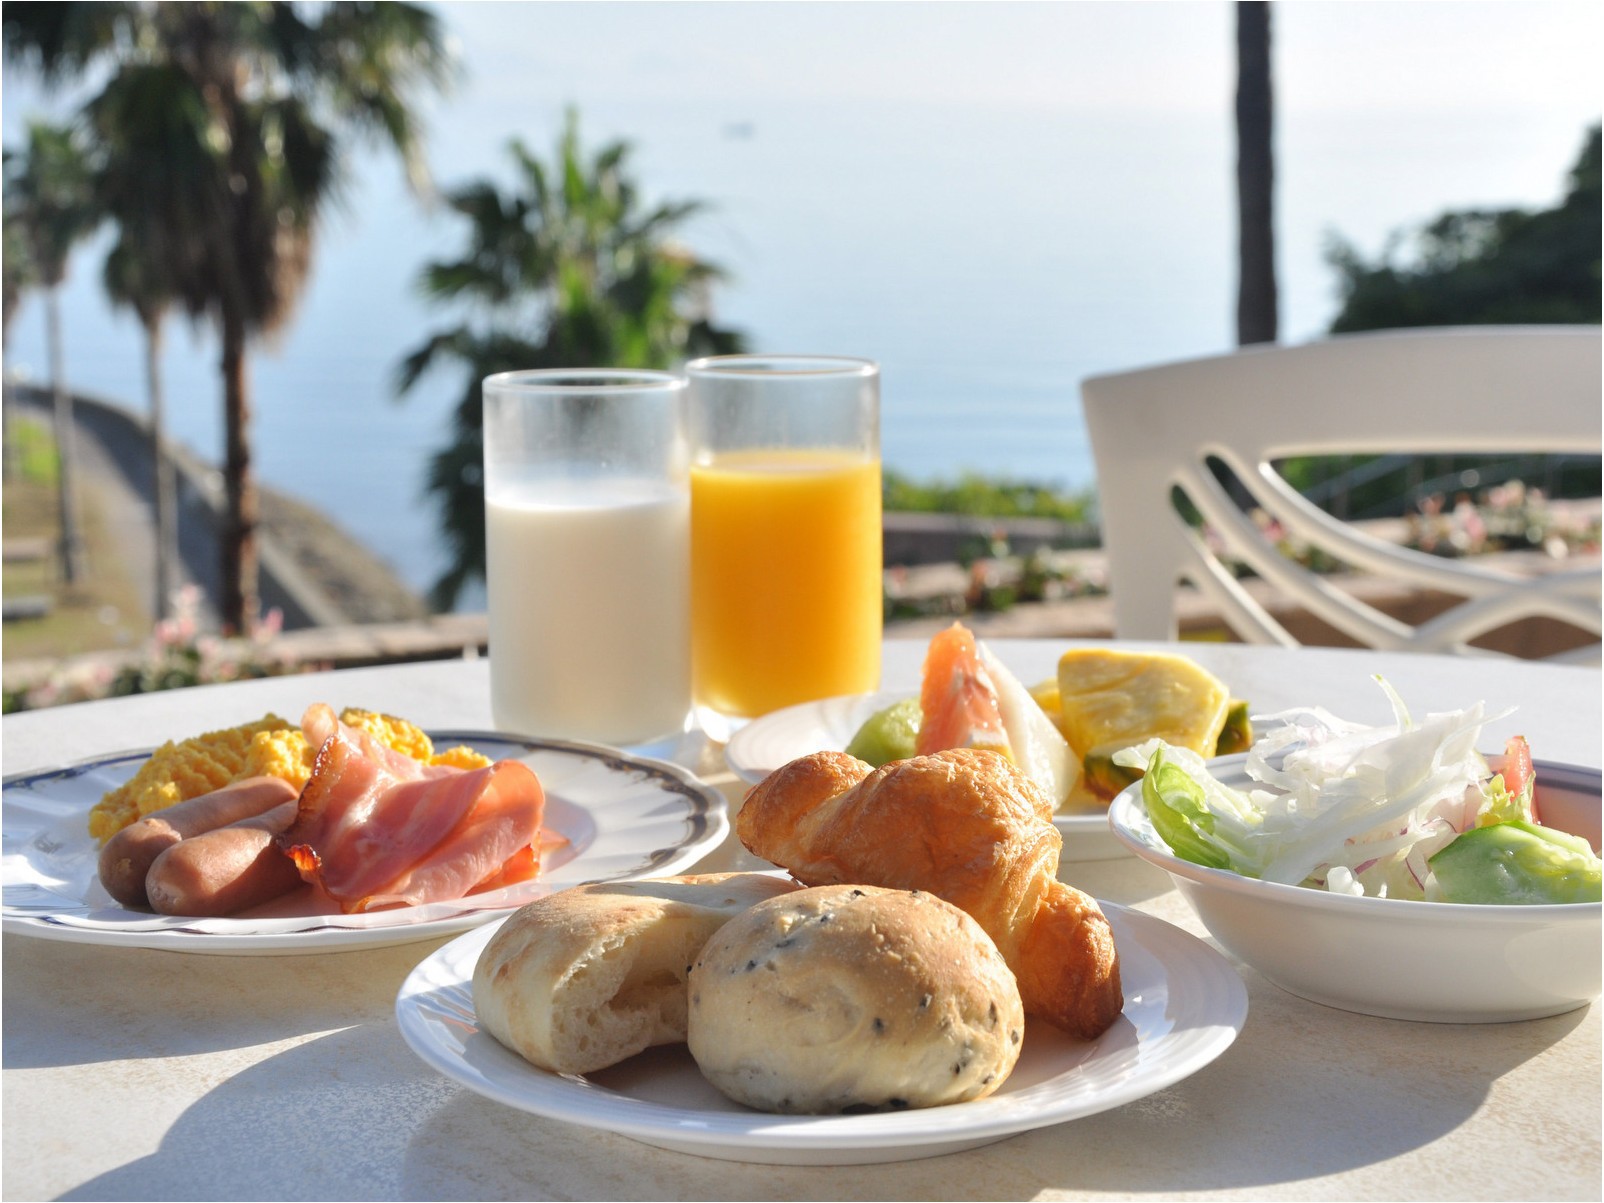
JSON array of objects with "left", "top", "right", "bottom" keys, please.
[{"left": 883, "top": 470, "right": 1093, "bottom": 522}]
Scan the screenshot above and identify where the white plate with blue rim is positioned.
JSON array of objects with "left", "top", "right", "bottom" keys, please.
[{"left": 2, "top": 731, "right": 727, "bottom": 955}]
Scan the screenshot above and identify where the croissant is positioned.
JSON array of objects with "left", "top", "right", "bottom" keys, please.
[{"left": 736, "top": 747, "right": 1123, "bottom": 1040}]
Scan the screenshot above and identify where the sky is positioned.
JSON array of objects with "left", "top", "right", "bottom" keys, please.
[
  {"left": 6, "top": 1, "right": 1599, "bottom": 345},
  {"left": 1, "top": 0, "right": 1599, "bottom": 595},
  {"left": 434, "top": 1, "right": 1598, "bottom": 115},
  {"left": 331, "top": 1, "right": 1602, "bottom": 349}
]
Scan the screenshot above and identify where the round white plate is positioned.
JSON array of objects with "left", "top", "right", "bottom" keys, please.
[
  {"left": 395, "top": 901, "right": 1247, "bottom": 1165},
  {"left": 2, "top": 731, "right": 727, "bottom": 955},
  {"left": 724, "top": 690, "right": 1126, "bottom": 861}
]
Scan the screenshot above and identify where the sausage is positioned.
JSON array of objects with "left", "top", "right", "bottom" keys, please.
[
  {"left": 145, "top": 801, "right": 304, "bottom": 917},
  {"left": 97, "top": 777, "right": 300, "bottom": 908}
]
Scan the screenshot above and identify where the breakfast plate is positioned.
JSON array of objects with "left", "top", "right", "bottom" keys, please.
[
  {"left": 395, "top": 902, "right": 1247, "bottom": 1165},
  {"left": 1, "top": 731, "right": 727, "bottom": 955},
  {"left": 724, "top": 691, "right": 1127, "bottom": 860}
]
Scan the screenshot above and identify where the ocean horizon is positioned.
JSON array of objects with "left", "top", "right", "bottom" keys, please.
[{"left": 3, "top": 3, "right": 1598, "bottom": 609}]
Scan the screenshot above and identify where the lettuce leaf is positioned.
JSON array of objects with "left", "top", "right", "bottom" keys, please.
[
  {"left": 1122, "top": 678, "right": 1528, "bottom": 899},
  {"left": 1429, "top": 821, "right": 1602, "bottom": 904}
]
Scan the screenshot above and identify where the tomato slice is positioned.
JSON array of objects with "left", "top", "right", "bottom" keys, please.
[{"left": 1503, "top": 734, "right": 1536, "bottom": 822}]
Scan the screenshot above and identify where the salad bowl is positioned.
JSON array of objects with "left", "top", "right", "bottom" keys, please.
[{"left": 1109, "top": 755, "right": 1601, "bottom": 1023}]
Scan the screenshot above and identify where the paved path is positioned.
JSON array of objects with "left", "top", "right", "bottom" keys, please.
[
  {"left": 7, "top": 382, "right": 425, "bottom": 634},
  {"left": 23, "top": 387, "right": 224, "bottom": 629}
]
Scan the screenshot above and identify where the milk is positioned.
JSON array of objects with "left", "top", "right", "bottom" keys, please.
[{"left": 486, "top": 479, "right": 690, "bottom": 745}]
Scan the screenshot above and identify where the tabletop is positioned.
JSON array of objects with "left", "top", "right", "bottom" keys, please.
[{"left": 3, "top": 639, "right": 1600, "bottom": 1201}]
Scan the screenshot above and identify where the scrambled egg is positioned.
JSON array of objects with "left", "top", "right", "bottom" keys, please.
[
  {"left": 341, "top": 708, "right": 491, "bottom": 771},
  {"left": 88, "top": 708, "right": 492, "bottom": 844}
]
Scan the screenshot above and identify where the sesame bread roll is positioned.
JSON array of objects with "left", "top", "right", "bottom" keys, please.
[{"left": 687, "top": 884, "right": 1025, "bottom": 1114}]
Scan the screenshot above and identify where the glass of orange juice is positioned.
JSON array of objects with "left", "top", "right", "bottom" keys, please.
[{"left": 685, "top": 355, "right": 882, "bottom": 731}]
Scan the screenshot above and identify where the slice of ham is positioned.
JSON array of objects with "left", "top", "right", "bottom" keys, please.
[{"left": 279, "top": 704, "right": 547, "bottom": 913}]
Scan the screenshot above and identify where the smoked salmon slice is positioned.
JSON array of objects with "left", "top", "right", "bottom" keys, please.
[
  {"left": 917, "top": 623, "right": 1011, "bottom": 757},
  {"left": 913, "top": 623, "right": 1079, "bottom": 807}
]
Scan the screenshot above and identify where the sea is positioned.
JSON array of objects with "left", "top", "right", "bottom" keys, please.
[{"left": 2, "top": 3, "right": 1596, "bottom": 609}]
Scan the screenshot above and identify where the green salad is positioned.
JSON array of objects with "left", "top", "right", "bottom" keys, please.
[{"left": 1119, "top": 678, "right": 1602, "bottom": 905}]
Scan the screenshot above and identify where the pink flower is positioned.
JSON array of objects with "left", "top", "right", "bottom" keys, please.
[{"left": 253, "top": 607, "right": 284, "bottom": 643}]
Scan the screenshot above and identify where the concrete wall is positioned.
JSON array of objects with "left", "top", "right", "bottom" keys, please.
[{"left": 883, "top": 512, "right": 1098, "bottom": 566}]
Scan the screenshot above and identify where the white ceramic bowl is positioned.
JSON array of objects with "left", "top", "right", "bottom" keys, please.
[{"left": 1108, "top": 755, "right": 1602, "bottom": 1023}]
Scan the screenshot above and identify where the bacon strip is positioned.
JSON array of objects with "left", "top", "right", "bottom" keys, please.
[{"left": 279, "top": 704, "right": 547, "bottom": 913}]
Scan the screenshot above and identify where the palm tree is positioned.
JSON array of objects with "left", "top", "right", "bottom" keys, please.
[
  {"left": 1235, "top": 0, "right": 1277, "bottom": 345},
  {"left": 397, "top": 110, "right": 746, "bottom": 609},
  {"left": 4, "top": 1, "right": 454, "bottom": 632},
  {"left": 1, "top": 205, "right": 35, "bottom": 339},
  {"left": 3, "top": 204, "right": 39, "bottom": 481},
  {"left": 2, "top": 122, "right": 101, "bottom": 584},
  {"left": 83, "top": 43, "right": 191, "bottom": 625},
  {"left": 102, "top": 237, "right": 180, "bottom": 621}
]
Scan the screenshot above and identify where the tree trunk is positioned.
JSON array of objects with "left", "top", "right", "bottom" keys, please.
[
  {"left": 1235, "top": 1, "right": 1278, "bottom": 346},
  {"left": 2, "top": 366, "right": 17, "bottom": 481},
  {"left": 46, "top": 285, "right": 86, "bottom": 583},
  {"left": 2, "top": 315, "right": 16, "bottom": 481},
  {"left": 219, "top": 309, "right": 258, "bottom": 634},
  {"left": 146, "top": 317, "right": 177, "bottom": 622}
]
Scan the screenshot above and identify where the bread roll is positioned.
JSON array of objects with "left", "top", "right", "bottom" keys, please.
[
  {"left": 687, "top": 884, "right": 1025, "bottom": 1114},
  {"left": 473, "top": 872, "right": 799, "bottom": 1076},
  {"left": 737, "top": 748, "right": 1123, "bottom": 1040}
]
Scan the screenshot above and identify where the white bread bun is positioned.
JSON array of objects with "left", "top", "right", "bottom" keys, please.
[
  {"left": 687, "top": 884, "right": 1025, "bottom": 1114},
  {"left": 472, "top": 872, "right": 799, "bottom": 1075}
]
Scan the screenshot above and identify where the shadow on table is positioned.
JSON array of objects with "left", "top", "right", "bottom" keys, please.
[
  {"left": 396, "top": 994, "right": 1593, "bottom": 1198},
  {"left": 2, "top": 935, "right": 438, "bottom": 1069},
  {"left": 11, "top": 916, "right": 1595, "bottom": 1199},
  {"left": 54, "top": 1022, "right": 455, "bottom": 1202},
  {"left": 50, "top": 998, "right": 1591, "bottom": 1200},
  {"left": 999, "top": 994, "right": 1594, "bottom": 1196}
]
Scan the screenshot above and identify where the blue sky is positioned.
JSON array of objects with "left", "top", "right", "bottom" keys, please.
[
  {"left": 435, "top": 2, "right": 1599, "bottom": 115},
  {"left": 7, "top": 2, "right": 1599, "bottom": 294},
  {"left": 11, "top": 2, "right": 1597, "bottom": 195},
  {"left": 2, "top": 1, "right": 1599, "bottom": 593}
]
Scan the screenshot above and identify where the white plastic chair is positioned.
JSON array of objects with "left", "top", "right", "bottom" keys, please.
[{"left": 1081, "top": 326, "right": 1602, "bottom": 662}]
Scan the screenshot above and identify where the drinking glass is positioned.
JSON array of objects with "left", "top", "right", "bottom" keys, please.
[
  {"left": 685, "top": 354, "right": 882, "bottom": 728},
  {"left": 482, "top": 369, "right": 690, "bottom": 746}
]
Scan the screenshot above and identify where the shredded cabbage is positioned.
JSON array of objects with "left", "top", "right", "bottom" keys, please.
[{"left": 1119, "top": 677, "right": 1533, "bottom": 900}]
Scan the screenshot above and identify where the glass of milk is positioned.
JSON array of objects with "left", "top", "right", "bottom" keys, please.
[{"left": 482, "top": 369, "right": 690, "bottom": 747}]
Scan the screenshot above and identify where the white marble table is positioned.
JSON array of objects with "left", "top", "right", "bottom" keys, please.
[{"left": 3, "top": 640, "right": 1600, "bottom": 1200}]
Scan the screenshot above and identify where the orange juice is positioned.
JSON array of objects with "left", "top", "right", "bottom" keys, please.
[{"left": 691, "top": 449, "right": 882, "bottom": 717}]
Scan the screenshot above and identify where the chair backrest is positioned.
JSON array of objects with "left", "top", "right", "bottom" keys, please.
[{"left": 1081, "top": 325, "right": 1602, "bottom": 662}]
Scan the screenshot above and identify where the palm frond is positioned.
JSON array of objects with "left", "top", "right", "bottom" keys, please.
[
  {"left": 393, "top": 325, "right": 480, "bottom": 395},
  {"left": 2, "top": 1, "right": 136, "bottom": 84},
  {"left": 395, "top": 106, "right": 749, "bottom": 603}
]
